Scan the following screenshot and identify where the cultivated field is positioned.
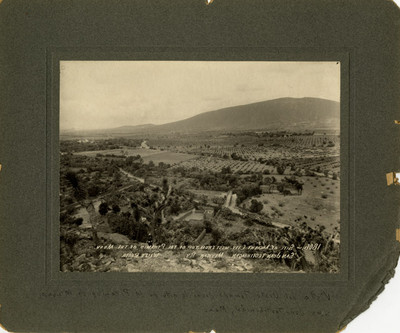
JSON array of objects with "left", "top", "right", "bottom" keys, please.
[{"left": 76, "top": 146, "right": 198, "bottom": 165}]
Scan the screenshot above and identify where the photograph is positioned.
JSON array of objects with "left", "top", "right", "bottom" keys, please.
[{"left": 59, "top": 61, "right": 341, "bottom": 273}]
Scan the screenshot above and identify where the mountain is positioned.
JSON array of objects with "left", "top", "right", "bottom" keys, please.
[
  {"left": 153, "top": 97, "right": 339, "bottom": 133},
  {"left": 104, "top": 124, "right": 156, "bottom": 133},
  {"left": 60, "top": 123, "right": 156, "bottom": 136},
  {"left": 61, "top": 97, "right": 340, "bottom": 137}
]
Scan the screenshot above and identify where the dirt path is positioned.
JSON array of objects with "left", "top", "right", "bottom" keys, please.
[{"left": 119, "top": 168, "right": 145, "bottom": 183}]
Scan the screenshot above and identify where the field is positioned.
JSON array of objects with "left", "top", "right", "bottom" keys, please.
[
  {"left": 242, "top": 175, "right": 340, "bottom": 234},
  {"left": 76, "top": 147, "right": 198, "bottom": 165},
  {"left": 177, "top": 157, "right": 277, "bottom": 174},
  {"left": 149, "top": 133, "right": 340, "bottom": 176},
  {"left": 60, "top": 130, "right": 341, "bottom": 273}
]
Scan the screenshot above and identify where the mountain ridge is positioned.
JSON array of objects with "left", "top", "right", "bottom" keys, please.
[{"left": 62, "top": 97, "right": 340, "bottom": 135}]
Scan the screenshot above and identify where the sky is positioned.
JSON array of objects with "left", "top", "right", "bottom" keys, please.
[{"left": 60, "top": 61, "right": 340, "bottom": 131}]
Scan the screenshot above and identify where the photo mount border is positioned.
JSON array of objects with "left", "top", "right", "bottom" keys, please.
[{"left": 47, "top": 47, "right": 353, "bottom": 286}]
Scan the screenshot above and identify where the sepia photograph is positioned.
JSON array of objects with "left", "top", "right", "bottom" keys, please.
[{"left": 59, "top": 61, "right": 340, "bottom": 273}]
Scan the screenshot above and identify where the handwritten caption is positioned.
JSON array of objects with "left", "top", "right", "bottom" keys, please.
[{"left": 95, "top": 243, "right": 322, "bottom": 260}]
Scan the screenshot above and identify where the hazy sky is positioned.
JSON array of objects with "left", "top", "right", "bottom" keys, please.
[{"left": 60, "top": 61, "right": 340, "bottom": 130}]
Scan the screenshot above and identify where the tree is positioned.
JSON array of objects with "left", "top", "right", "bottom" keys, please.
[
  {"left": 249, "top": 199, "right": 263, "bottom": 213},
  {"left": 169, "top": 200, "right": 181, "bottom": 215},
  {"left": 204, "top": 220, "right": 213, "bottom": 233},
  {"left": 112, "top": 204, "right": 121, "bottom": 214},
  {"left": 277, "top": 165, "right": 286, "bottom": 175},
  {"left": 65, "top": 171, "right": 79, "bottom": 188},
  {"left": 99, "top": 202, "right": 109, "bottom": 216},
  {"left": 87, "top": 184, "right": 100, "bottom": 197},
  {"left": 211, "top": 229, "right": 222, "bottom": 245},
  {"left": 65, "top": 170, "right": 98, "bottom": 244},
  {"left": 231, "top": 152, "right": 240, "bottom": 160},
  {"left": 162, "top": 178, "right": 169, "bottom": 193}
]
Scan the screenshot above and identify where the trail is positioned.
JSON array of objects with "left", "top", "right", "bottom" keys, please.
[{"left": 119, "top": 168, "right": 145, "bottom": 183}]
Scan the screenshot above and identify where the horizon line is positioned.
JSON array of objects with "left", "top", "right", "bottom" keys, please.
[{"left": 60, "top": 96, "right": 340, "bottom": 132}]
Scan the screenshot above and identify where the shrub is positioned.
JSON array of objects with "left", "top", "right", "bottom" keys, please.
[
  {"left": 60, "top": 229, "right": 79, "bottom": 248},
  {"left": 249, "top": 199, "right": 263, "bottom": 213},
  {"left": 112, "top": 204, "right": 121, "bottom": 214},
  {"left": 211, "top": 229, "right": 222, "bottom": 244},
  {"left": 87, "top": 185, "right": 100, "bottom": 197},
  {"left": 108, "top": 214, "right": 148, "bottom": 242},
  {"left": 99, "top": 202, "right": 109, "bottom": 216},
  {"left": 277, "top": 165, "right": 286, "bottom": 175},
  {"left": 204, "top": 220, "right": 213, "bottom": 233},
  {"left": 321, "top": 194, "right": 328, "bottom": 199}
]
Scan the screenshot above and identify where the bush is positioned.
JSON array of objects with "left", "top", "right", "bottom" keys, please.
[
  {"left": 321, "top": 194, "right": 328, "bottom": 199},
  {"left": 99, "top": 202, "right": 109, "bottom": 216},
  {"left": 203, "top": 220, "right": 213, "bottom": 233},
  {"left": 108, "top": 213, "right": 148, "bottom": 242},
  {"left": 235, "top": 184, "right": 262, "bottom": 204},
  {"left": 87, "top": 185, "right": 100, "bottom": 197},
  {"left": 211, "top": 229, "right": 222, "bottom": 244},
  {"left": 249, "top": 199, "right": 263, "bottom": 213},
  {"left": 277, "top": 165, "right": 286, "bottom": 175},
  {"left": 112, "top": 204, "right": 121, "bottom": 213}
]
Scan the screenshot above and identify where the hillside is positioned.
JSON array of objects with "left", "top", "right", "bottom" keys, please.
[
  {"left": 154, "top": 97, "right": 339, "bottom": 133},
  {"left": 61, "top": 97, "right": 340, "bottom": 136}
]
